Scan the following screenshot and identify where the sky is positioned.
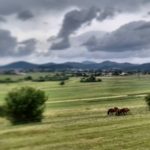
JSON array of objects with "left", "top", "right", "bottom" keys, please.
[{"left": 0, "top": 0, "right": 150, "bottom": 64}]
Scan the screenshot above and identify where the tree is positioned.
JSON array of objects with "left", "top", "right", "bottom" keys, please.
[{"left": 4, "top": 87, "right": 47, "bottom": 124}]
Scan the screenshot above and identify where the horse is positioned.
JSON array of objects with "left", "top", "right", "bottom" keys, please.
[
  {"left": 107, "top": 107, "right": 119, "bottom": 115},
  {"left": 116, "top": 108, "right": 130, "bottom": 116}
]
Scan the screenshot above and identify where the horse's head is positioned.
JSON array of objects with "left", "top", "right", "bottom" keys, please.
[{"left": 114, "top": 107, "right": 119, "bottom": 111}]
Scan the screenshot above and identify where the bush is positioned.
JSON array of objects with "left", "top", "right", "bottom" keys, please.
[
  {"left": 24, "top": 76, "right": 33, "bottom": 81},
  {"left": 145, "top": 94, "right": 150, "bottom": 110},
  {"left": 4, "top": 87, "right": 47, "bottom": 124},
  {"left": 97, "top": 78, "right": 102, "bottom": 82},
  {"left": 59, "top": 80, "right": 65, "bottom": 86}
]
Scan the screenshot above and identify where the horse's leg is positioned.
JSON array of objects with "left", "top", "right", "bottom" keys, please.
[
  {"left": 115, "top": 111, "right": 119, "bottom": 116},
  {"left": 107, "top": 110, "right": 110, "bottom": 115}
]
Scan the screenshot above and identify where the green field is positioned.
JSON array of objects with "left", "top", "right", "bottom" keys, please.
[{"left": 0, "top": 75, "right": 150, "bottom": 150}]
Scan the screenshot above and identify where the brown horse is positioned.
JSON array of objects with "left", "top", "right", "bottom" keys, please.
[
  {"left": 116, "top": 108, "right": 130, "bottom": 116},
  {"left": 107, "top": 107, "right": 119, "bottom": 115}
]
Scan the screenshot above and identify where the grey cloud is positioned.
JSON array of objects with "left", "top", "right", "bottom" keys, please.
[
  {"left": 84, "top": 21, "right": 150, "bottom": 52},
  {"left": 17, "top": 10, "right": 34, "bottom": 21},
  {"left": 0, "top": 0, "right": 148, "bottom": 16},
  {"left": 0, "top": 28, "right": 37, "bottom": 57},
  {"left": 57, "top": 7, "right": 100, "bottom": 39},
  {"left": 97, "top": 8, "right": 117, "bottom": 21},
  {"left": 50, "top": 7, "right": 115, "bottom": 50},
  {"left": 51, "top": 38, "right": 70, "bottom": 50},
  {"left": 50, "top": 7, "right": 100, "bottom": 50},
  {"left": 0, "top": 29, "right": 17, "bottom": 56},
  {"left": 135, "top": 22, "right": 150, "bottom": 30},
  {"left": 17, "top": 38, "right": 37, "bottom": 56},
  {"left": 0, "top": 16, "right": 6, "bottom": 22}
]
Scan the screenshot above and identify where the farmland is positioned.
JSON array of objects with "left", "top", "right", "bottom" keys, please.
[{"left": 0, "top": 74, "right": 150, "bottom": 150}]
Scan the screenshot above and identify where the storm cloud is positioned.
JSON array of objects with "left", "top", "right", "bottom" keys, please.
[
  {"left": 50, "top": 7, "right": 117, "bottom": 50},
  {"left": 84, "top": 21, "right": 150, "bottom": 52},
  {"left": 0, "top": 0, "right": 150, "bottom": 63},
  {"left": 17, "top": 38, "right": 37, "bottom": 56},
  {"left": 17, "top": 10, "right": 34, "bottom": 21},
  {"left": 0, "top": 29, "right": 37, "bottom": 57},
  {"left": 0, "top": 16, "right": 6, "bottom": 22},
  {"left": 0, "top": 0, "right": 149, "bottom": 16},
  {"left": 0, "top": 29, "right": 17, "bottom": 56},
  {"left": 50, "top": 38, "right": 70, "bottom": 50}
]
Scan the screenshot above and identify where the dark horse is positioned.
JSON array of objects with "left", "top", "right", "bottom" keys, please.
[
  {"left": 116, "top": 108, "right": 130, "bottom": 116},
  {"left": 107, "top": 107, "right": 119, "bottom": 115}
]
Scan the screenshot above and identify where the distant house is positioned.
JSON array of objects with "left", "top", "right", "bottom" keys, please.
[
  {"left": 120, "top": 72, "right": 128, "bottom": 76},
  {"left": 14, "top": 70, "right": 26, "bottom": 76}
]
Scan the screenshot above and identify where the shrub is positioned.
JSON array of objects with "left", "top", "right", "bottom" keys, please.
[
  {"left": 24, "top": 76, "right": 33, "bottom": 81},
  {"left": 97, "top": 78, "right": 102, "bottom": 82},
  {"left": 59, "top": 80, "right": 65, "bottom": 86},
  {"left": 4, "top": 87, "right": 47, "bottom": 124}
]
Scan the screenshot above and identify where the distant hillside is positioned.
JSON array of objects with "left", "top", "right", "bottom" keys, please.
[
  {"left": 0, "top": 61, "right": 39, "bottom": 70},
  {"left": 0, "top": 61, "right": 150, "bottom": 71}
]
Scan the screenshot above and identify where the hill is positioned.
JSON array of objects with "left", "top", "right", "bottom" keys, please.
[
  {"left": 0, "top": 60, "right": 150, "bottom": 71},
  {"left": 0, "top": 61, "right": 39, "bottom": 70}
]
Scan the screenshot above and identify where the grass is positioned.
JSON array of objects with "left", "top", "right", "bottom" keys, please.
[{"left": 0, "top": 74, "right": 150, "bottom": 149}]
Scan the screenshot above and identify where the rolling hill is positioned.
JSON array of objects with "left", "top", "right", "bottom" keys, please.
[{"left": 0, "top": 61, "right": 150, "bottom": 71}]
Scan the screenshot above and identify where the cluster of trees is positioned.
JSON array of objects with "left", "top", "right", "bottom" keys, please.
[
  {"left": 0, "top": 74, "right": 70, "bottom": 84},
  {"left": 0, "top": 78, "right": 16, "bottom": 83},
  {"left": 74, "top": 71, "right": 102, "bottom": 77},
  {"left": 27, "top": 74, "right": 69, "bottom": 82},
  {"left": 0, "top": 78, "right": 23, "bottom": 83},
  {"left": 80, "top": 75, "right": 102, "bottom": 83}
]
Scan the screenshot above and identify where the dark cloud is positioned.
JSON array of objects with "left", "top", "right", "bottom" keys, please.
[
  {"left": 0, "top": 0, "right": 148, "bottom": 16},
  {"left": 17, "top": 38, "right": 37, "bottom": 56},
  {"left": 135, "top": 22, "right": 150, "bottom": 30},
  {"left": 50, "top": 7, "right": 100, "bottom": 50},
  {"left": 17, "top": 10, "right": 34, "bottom": 21},
  {"left": 0, "top": 0, "right": 149, "bottom": 62},
  {"left": 0, "top": 16, "right": 6, "bottom": 22},
  {"left": 0, "top": 29, "right": 17, "bottom": 56},
  {"left": 50, "top": 7, "right": 116, "bottom": 50},
  {"left": 57, "top": 7, "right": 100, "bottom": 39},
  {"left": 97, "top": 8, "right": 117, "bottom": 21},
  {"left": 0, "top": 29, "right": 37, "bottom": 57},
  {"left": 51, "top": 38, "right": 70, "bottom": 50},
  {"left": 84, "top": 21, "right": 150, "bottom": 52}
]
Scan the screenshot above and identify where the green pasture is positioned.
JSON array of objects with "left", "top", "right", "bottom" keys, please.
[{"left": 0, "top": 74, "right": 150, "bottom": 149}]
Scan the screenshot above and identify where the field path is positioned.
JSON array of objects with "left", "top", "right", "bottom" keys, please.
[{"left": 46, "top": 93, "right": 146, "bottom": 104}]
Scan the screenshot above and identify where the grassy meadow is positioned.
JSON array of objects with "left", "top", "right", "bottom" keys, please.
[{"left": 0, "top": 74, "right": 150, "bottom": 149}]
